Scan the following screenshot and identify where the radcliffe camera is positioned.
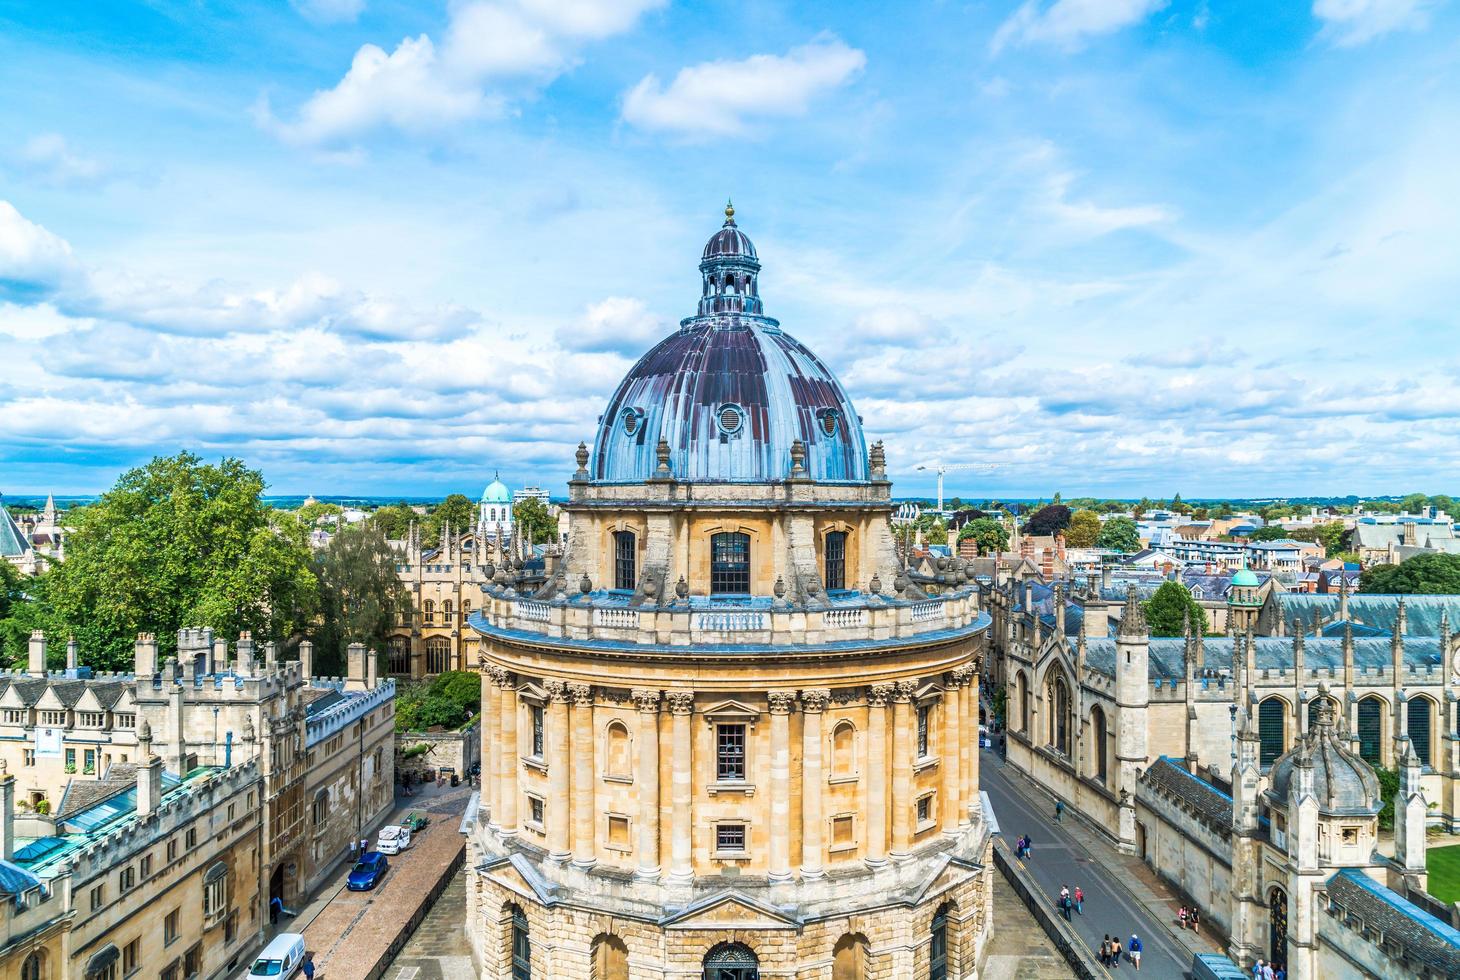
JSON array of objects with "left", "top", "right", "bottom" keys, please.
[{"left": 0, "top": 4, "right": 1455, "bottom": 980}]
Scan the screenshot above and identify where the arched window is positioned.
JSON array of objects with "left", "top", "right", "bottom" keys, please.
[
  {"left": 1258, "top": 698, "right": 1286, "bottom": 768},
  {"left": 824, "top": 531, "right": 848, "bottom": 591},
  {"left": 703, "top": 942, "right": 758, "bottom": 980},
  {"left": 710, "top": 532, "right": 750, "bottom": 594},
  {"left": 1357, "top": 696, "right": 1384, "bottom": 764},
  {"left": 1018, "top": 674, "right": 1030, "bottom": 734},
  {"left": 1268, "top": 887, "right": 1288, "bottom": 970},
  {"left": 510, "top": 905, "right": 531, "bottom": 980},
  {"left": 605, "top": 722, "right": 631, "bottom": 780},
  {"left": 1046, "top": 673, "right": 1071, "bottom": 757},
  {"left": 423, "top": 599, "right": 435, "bottom": 625},
  {"left": 1090, "top": 706, "right": 1108, "bottom": 783},
  {"left": 21, "top": 952, "right": 44, "bottom": 980},
  {"left": 831, "top": 721, "right": 856, "bottom": 779},
  {"left": 614, "top": 531, "right": 636, "bottom": 591},
  {"left": 832, "top": 933, "right": 869, "bottom": 980},
  {"left": 443, "top": 599, "right": 454, "bottom": 624},
  {"left": 1409, "top": 696, "right": 1434, "bottom": 768},
  {"left": 388, "top": 636, "right": 410, "bottom": 675},
  {"left": 591, "top": 934, "right": 628, "bottom": 980},
  {"left": 929, "top": 902, "right": 952, "bottom": 980},
  {"left": 425, "top": 637, "right": 451, "bottom": 675}
]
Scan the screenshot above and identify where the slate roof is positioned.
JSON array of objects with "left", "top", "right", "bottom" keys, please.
[
  {"left": 1140, "top": 756, "right": 1232, "bottom": 830},
  {"left": 1272, "top": 593, "right": 1460, "bottom": 637},
  {"left": 0, "top": 502, "right": 29, "bottom": 558},
  {"left": 1080, "top": 635, "right": 1444, "bottom": 681},
  {"left": 1327, "top": 868, "right": 1460, "bottom": 975},
  {"left": 56, "top": 776, "right": 136, "bottom": 819},
  {"left": 1353, "top": 523, "right": 1458, "bottom": 549}
]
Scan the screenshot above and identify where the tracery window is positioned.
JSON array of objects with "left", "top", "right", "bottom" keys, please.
[
  {"left": 1259, "top": 698, "right": 1286, "bottom": 768},
  {"left": 1409, "top": 696, "right": 1434, "bottom": 767}
]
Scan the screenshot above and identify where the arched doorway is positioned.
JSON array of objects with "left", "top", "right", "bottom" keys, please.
[
  {"left": 269, "top": 862, "right": 286, "bottom": 905},
  {"left": 703, "top": 942, "right": 758, "bottom": 980},
  {"left": 1268, "top": 886, "right": 1288, "bottom": 969},
  {"left": 590, "top": 934, "right": 628, "bottom": 980},
  {"left": 831, "top": 933, "right": 869, "bottom": 980}
]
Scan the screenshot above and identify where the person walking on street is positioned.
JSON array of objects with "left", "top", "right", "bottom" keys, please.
[
  {"left": 1074, "top": 886, "right": 1083, "bottom": 915},
  {"left": 1024, "top": 833, "right": 1033, "bottom": 858},
  {"left": 302, "top": 954, "right": 316, "bottom": 980},
  {"left": 1190, "top": 905, "right": 1200, "bottom": 934},
  {"left": 1129, "top": 934, "right": 1142, "bottom": 971},
  {"left": 1110, "top": 937, "right": 1121, "bottom": 969},
  {"left": 1178, "top": 906, "right": 1187, "bottom": 929},
  {"left": 1054, "top": 799, "right": 1064, "bottom": 822},
  {"left": 1061, "top": 893, "right": 1071, "bottom": 920},
  {"left": 270, "top": 896, "right": 283, "bottom": 925},
  {"left": 1251, "top": 959, "right": 1264, "bottom": 980},
  {"left": 1100, "top": 936, "right": 1111, "bottom": 967}
]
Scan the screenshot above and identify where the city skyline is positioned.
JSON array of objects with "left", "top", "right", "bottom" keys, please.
[{"left": 2, "top": 0, "right": 1458, "bottom": 498}]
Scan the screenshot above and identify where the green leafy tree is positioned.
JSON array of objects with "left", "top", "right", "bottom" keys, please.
[
  {"left": 424, "top": 493, "right": 477, "bottom": 549},
  {"left": 1360, "top": 554, "right": 1460, "bottom": 594},
  {"left": 1371, "top": 764, "right": 1400, "bottom": 830},
  {"left": 298, "top": 500, "right": 343, "bottom": 525},
  {"left": 44, "top": 452, "right": 318, "bottom": 670},
  {"left": 1399, "top": 492, "right": 1429, "bottom": 514},
  {"left": 0, "top": 565, "right": 63, "bottom": 668},
  {"left": 513, "top": 497, "right": 558, "bottom": 545},
  {"left": 370, "top": 502, "right": 418, "bottom": 540},
  {"left": 309, "top": 522, "right": 409, "bottom": 676},
  {"left": 1333, "top": 550, "right": 1362, "bottom": 567},
  {"left": 958, "top": 517, "right": 1009, "bottom": 555},
  {"left": 922, "top": 519, "right": 949, "bottom": 546},
  {"left": 1143, "top": 581, "right": 1209, "bottom": 637},
  {"left": 1248, "top": 526, "right": 1292, "bottom": 542},
  {"left": 1096, "top": 516, "right": 1141, "bottom": 553},
  {"left": 1065, "top": 510, "right": 1102, "bottom": 549},
  {"left": 395, "top": 670, "right": 482, "bottom": 732}
]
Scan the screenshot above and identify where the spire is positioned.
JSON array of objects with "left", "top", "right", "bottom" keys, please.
[
  {"left": 724, "top": 199, "right": 735, "bottom": 224},
  {"left": 1118, "top": 584, "right": 1147, "bottom": 638}
]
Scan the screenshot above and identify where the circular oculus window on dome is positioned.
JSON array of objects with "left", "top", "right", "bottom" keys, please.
[
  {"left": 818, "top": 408, "right": 839, "bottom": 437},
  {"left": 717, "top": 404, "right": 744, "bottom": 435},
  {"left": 621, "top": 407, "right": 643, "bottom": 436}
]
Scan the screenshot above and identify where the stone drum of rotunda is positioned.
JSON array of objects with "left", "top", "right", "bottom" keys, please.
[{"left": 465, "top": 205, "right": 993, "bottom": 980}]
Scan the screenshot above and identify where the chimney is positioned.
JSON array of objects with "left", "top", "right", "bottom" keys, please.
[
  {"left": 346, "top": 642, "right": 367, "bottom": 691},
  {"left": 367, "top": 649, "right": 379, "bottom": 689},
  {"left": 1101, "top": 562, "right": 1113, "bottom": 593},
  {"left": 237, "top": 633, "right": 255, "bottom": 675},
  {"left": 135, "top": 633, "right": 158, "bottom": 681},
  {"left": 299, "top": 640, "right": 315, "bottom": 681},
  {"left": 137, "top": 722, "right": 163, "bottom": 817},
  {"left": 0, "top": 760, "right": 14, "bottom": 861},
  {"left": 28, "top": 631, "right": 46, "bottom": 677},
  {"left": 66, "top": 637, "right": 78, "bottom": 673},
  {"left": 265, "top": 641, "right": 278, "bottom": 669},
  {"left": 211, "top": 637, "right": 227, "bottom": 676}
]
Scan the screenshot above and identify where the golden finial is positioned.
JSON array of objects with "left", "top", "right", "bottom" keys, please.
[{"left": 724, "top": 198, "right": 735, "bottom": 222}]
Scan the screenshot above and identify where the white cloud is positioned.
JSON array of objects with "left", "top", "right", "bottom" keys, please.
[
  {"left": 1312, "top": 0, "right": 1433, "bottom": 46},
  {"left": 292, "top": 0, "right": 366, "bottom": 24},
  {"left": 991, "top": 0, "right": 1168, "bottom": 52},
  {"left": 0, "top": 201, "right": 79, "bottom": 294},
  {"left": 265, "top": 0, "right": 664, "bottom": 146},
  {"left": 621, "top": 37, "right": 866, "bottom": 138},
  {"left": 14, "top": 134, "right": 106, "bottom": 186},
  {"left": 557, "top": 297, "right": 667, "bottom": 353}
]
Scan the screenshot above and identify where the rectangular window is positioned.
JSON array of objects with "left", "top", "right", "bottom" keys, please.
[
  {"left": 91, "top": 883, "right": 105, "bottom": 911},
  {"left": 607, "top": 815, "right": 630, "bottom": 848},
  {"left": 116, "top": 713, "right": 135, "bottom": 729},
  {"left": 716, "top": 723, "right": 746, "bottom": 781},
  {"left": 916, "top": 705, "right": 931, "bottom": 758},
  {"left": 43, "top": 711, "right": 67, "bottom": 727},
  {"left": 184, "top": 945, "right": 202, "bottom": 980},
  {"left": 224, "top": 912, "right": 238, "bottom": 944},
  {"left": 205, "top": 872, "right": 228, "bottom": 917},
  {"left": 85, "top": 748, "right": 96, "bottom": 773},
  {"left": 824, "top": 530, "right": 847, "bottom": 591},
  {"left": 614, "top": 530, "right": 637, "bottom": 591},
  {"left": 23, "top": 749, "right": 35, "bottom": 767},
  {"left": 160, "top": 963, "right": 178, "bottom": 980},
  {"left": 3, "top": 709, "right": 24, "bottom": 724},
  {"left": 165, "top": 909, "right": 179, "bottom": 944},
  {"left": 832, "top": 815, "right": 855, "bottom": 848},
  {"left": 529, "top": 796, "right": 545, "bottom": 826},
  {"left": 66, "top": 748, "right": 76, "bottom": 768},
  {"left": 119, "top": 866, "right": 135, "bottom": 891},
  {"left": 141, "top": 855, "right": 153, "bottom": 878},
  {"left": 123, "top": 939, "right": 140, "bottom": 976},
  {"left": 185, "top": 828, "right": 197, "bottom": 849},
  {"left": 710, "top": 532, "right": 751, "bottom": 594},
  {"left": 80, "top": 711, "right": 105, "bottom": 727},
  {"left": 917, "top": 795, "right": 933, "bottom": 824},
  {"left": 716, "top": 824, "right": 746, "bottom": 853},
  {"left": 167, "top": 839, "right": 178, "bottom": 862},
  {"left": 530, "top": 705, "right": 545, "bottom": 758}
]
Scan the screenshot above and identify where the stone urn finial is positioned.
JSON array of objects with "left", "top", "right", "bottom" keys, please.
[
  {"left": 642, "top": 576, "right": 658, "bottom": 597},
  {"left": 870, "top": 440, "right": 887, "bottom": 479},
  {"left": 894, "top": 573, "right": 909, "bottom": 595},
  {"left": 574, "top": 441, "right": 590, "bottom": 479},
  {"left": 579, "top": 573, "right": 592, "bottom": 594},
  {"left": 789, "top": 439, "right": 807, "bottom": 477},
  {"left": 675, "top": 575, "right": 689, "bottom": 599},
  {"left": 806, "top": 575, "right": 822, "bottom": 597},
  {"left": 655, "top": 437, "right": 672, "bottom": 477},
  {"left": 870, "top": 572, "right": 883, "bottom": 595},
  {"left": 773, "top": 575, "right": 787, "bottom": 599}
]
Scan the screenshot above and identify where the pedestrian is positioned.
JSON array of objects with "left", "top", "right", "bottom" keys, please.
[
  {"left": 360, "top": 837, "right": 368, "bottom": 855},
  {"left": 302, "top": 954, "right": 316, "bottom": 980},
  {"left": 1110, "top": 937, "right": 1121, "bottom": 969},
  {"left": 1054, "top": 799, "right": 1064, "bottom": 822},
  {"left": 1061, "top": 894, "right": 1071, "bottom": 920},
  {"left": 1263, "top": 965, "right": 1276, "bottom": 980},
  {"left": 1100, "top": 936, "right": 1111, "bottom": 967},
  {"left": 1025, "top": 834, "right": 1033, "bottom": 858},
  {"left": 1177, "top": 906, "right": 1187, "bottom": 929},
  {"left": 1074, "top": 886, "right": 1083, "bottom": 915},
  {"left": 269, "top": 895, "right": 283, "bottom": 925},
  {"left": 1129, "top": 934, "right": 1142, "bottom": 971},
  {"left": 1274, "top": 968, "right": 1284, "bottom": 980},
  {"left": 1251, "top": 959, "right": 1264, "bottom": 980},
  {"left": 1190, "top": 906, "right": 1200, "bottom": 934}
]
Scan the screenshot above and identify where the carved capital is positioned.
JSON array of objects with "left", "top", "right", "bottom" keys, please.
[
  {"left": 768, "top": 691, "right": 797, "bottom": 715},
  {"left": 567, "top": 682, "right": 593, "bottom": 705},
  {"left": 830, "top": 688, "right": 861, "bottom": 705},
  {"left": 484, "top": 665, "right": 507, "bottom": 685},
  {"left": 544, "top": 679, "right": 569, "bottom": 704},
  {"left": 495, "top": 669, "right": 517, "bottom": 691},
  {"left": 632, "top": 688, "right": 662, "bottom": 713},
  {"left": 665, "top": 690, "right": 695, "bottom": 715},
  {"left": 893, "top": 679, "right": 917, "bottom": 702},
  {"left": 868, "top": 683, "right": 895, "bottom": 707},
  {"left": 800, "top": 688, "right": 832, "bottom": 713}
]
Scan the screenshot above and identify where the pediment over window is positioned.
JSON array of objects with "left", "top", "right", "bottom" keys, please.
[{"left": 701, "top": 699, "right": 761, "bottom": 724}]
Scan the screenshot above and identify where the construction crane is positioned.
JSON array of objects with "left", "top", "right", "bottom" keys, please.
[{"left": 915, "top": 461, "right": 999, "bottom": 514}]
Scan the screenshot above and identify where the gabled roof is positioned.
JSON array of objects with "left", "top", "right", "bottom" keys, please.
[
  {"left": 1140, "top": 756, "right": 1232, "bottom": 831},
  {"left": 1327, "top": 868, "right": 1460, "bottom": 975},
  {"left": 0, "top": 502, "right": 30, "bottom": 558},
  {"left": 1272, "top": 593, "right": 1460, "bottom": 637}
]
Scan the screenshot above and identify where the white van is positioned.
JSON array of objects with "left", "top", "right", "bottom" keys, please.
[
  {"left": 376, "top": 825, "right": 412, "bottom": 854},
  {"left": 249, "top": 934, "right": 306, "bottom": 980}
]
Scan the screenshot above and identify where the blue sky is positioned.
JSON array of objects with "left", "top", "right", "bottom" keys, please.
[{"left": 1, "top": 0, "right": 1458, "bottom": 500}]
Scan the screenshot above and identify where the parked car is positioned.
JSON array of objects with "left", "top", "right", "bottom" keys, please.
[
  {"left": 403, "top": 811, "right": 429, "bottom": 832},
  {"left": 376, "top": 825, "right": 412, "bottom": 854},
  {"left": 347, "top": 852, "right": 389, "bottom": 891},
  {"left": 249, "top": 934, "right": 305, "bottom": 979}
]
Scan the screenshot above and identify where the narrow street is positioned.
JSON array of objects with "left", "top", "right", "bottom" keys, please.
[{"left": 981, "top": 747, "right": 1194, "bottom": 978}]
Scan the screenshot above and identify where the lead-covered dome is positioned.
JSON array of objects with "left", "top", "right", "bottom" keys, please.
[
  {"left": 591, "top": 206, "right": 869, "bottom": 485},
  {"left": 1264, "top": 699, "right": 1380, "bottom": 816}
]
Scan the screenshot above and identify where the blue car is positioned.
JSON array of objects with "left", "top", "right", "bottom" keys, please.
[{"left": 347, "top": 852, "right": 388, "bottom": 891}]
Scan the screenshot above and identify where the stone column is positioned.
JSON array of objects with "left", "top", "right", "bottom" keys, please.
[
  {"left": 962, "top": 665, "right": 980, "bottom": 821},
  {"left": 890, "top": 680, "right": 915, "bottom": 859},
  {"left": 667, "top": 691, "right": 695, "bottom": 882},
  {"left": 633, "top": 689, "right": 662, "bottom": 878},
  {"left": 482, "top": 666, "right": 502, "bottom": 826},
  {"left": 569, "top": 683, "right": 596, "bottom": 868},
  {"left": 942, "top": 677, "right": 962, "bottom": 833},
  {"left": 866, "top": 683, "right": 893, "bottom": 868},
  {"left": 545, "top": 680, "right": 571, "bottom": 860},
  {"left": 497, "top": 673, "right": 518, "bottom": 836},
  {"left": 800, "top": 689, "right": 830, "bottom": 878},
  {"left": 767, "top": 691, "right": 796, "bottom": 882}
]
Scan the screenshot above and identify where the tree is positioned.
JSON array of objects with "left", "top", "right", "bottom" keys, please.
[
  {"left": 957, "top": 517, "right": 1009, "bottom": 555},
  {"left": 1096, "top": 516, "right": 1141, "bottom": 553},
  {"left": 1371, "top": 764, "right": 1400, "bottom": 830},
  {"left": 1065, "top": 510, "right": 1102, "bottom": 549},
  {"left": 424, "top": 493, "right": 476, "bottom": 549},
  {"left": 1025, "top": 504, "right": 1072, "bottom": 537},
  {"left": 1286, "top": 522, "right": 1347, "bottom": 556},
  {"left": 1360, "top": 554, "right": 1460, "bottom": 594},
  {"left": 513, "top": 497, "right": 558, "bottom": 545},
  {"left": 921, "top": 519, "right": 949, "bottom": 546},
  {"left": 0, "top": 564, "right": 62, "bottom": 669},
  {"left": 1143, "top": 581, "right": 1209, "bottom": 637},
  {"left": 1247, "top": 525, "right": 1291, "bottom": 542},
  {"left": 298, "top": 500, "right": 343, "bottom": 525},
  {"left": 396, "top": 670, "right": 482, "bottom": 732},
  {"left": 370, "top": 502, "right": 418, "bottom": 540},
  {"left": 44, "top": 452, "right": 318, "bottom": 670},
  {"left": 309, "top": 522, "right": 409, "bottom": 677}
]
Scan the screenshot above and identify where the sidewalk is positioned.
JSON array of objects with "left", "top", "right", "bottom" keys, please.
[{"left": 998, "top": 760, "right": 1223, "bottom": 965}]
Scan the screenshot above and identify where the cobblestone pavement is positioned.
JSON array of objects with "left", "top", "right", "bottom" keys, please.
[
  {"left": 383, "top": 870, "right": 473, "bottom": 980},
  {"left": 984, "top": 870, "right": 1079, "bottom": 979}
]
